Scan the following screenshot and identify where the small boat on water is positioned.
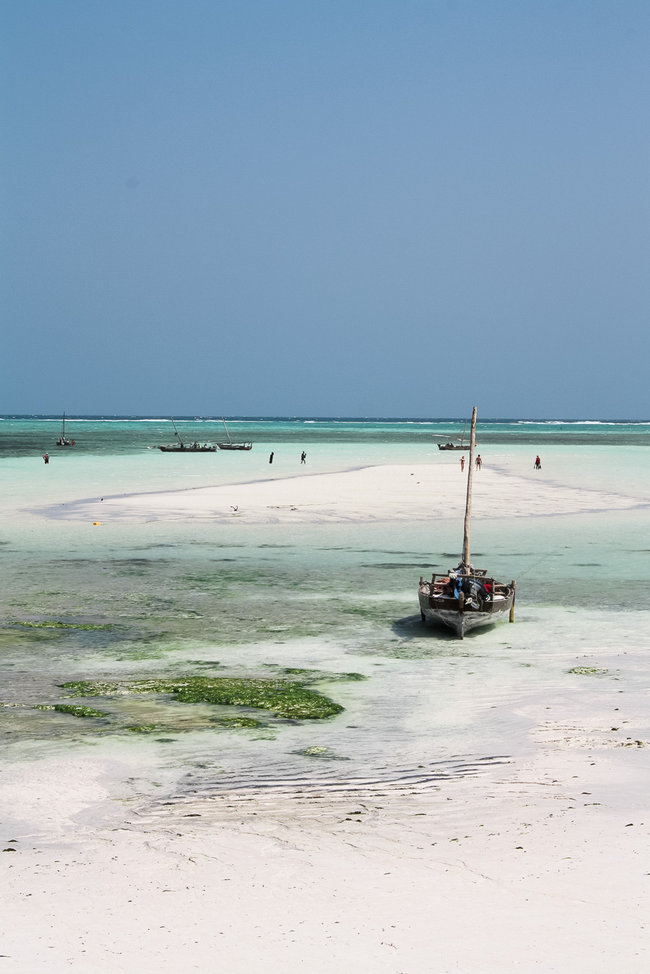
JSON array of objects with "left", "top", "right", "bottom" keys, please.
[
  {"left": 419, "top": 406, "right": 515, "bottom": 638},
  {"left": 437, "top": 420, "right": 468, "bottom": 451},
  {"left": 158, "top": 418, "right": 217, "bottom": 452},
  {"left": 56, "top": 412, "right": 75, "bottom": 447},
  {"left": 437, "top": 440, "right": 466, "bottom": 451},
  {"left": 217, "top": 419, "right": 252, "bottom": 451}
]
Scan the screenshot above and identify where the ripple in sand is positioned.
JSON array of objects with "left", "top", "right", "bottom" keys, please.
[{"left": 147, "top": 753, "right": 511, "bottom": 814}]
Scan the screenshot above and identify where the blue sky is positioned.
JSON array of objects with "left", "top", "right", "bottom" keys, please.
[{"left": 3, "top": 1, "right": 649, "bottom": 418}]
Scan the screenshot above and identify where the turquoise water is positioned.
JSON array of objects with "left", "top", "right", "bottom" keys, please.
[
  {"left": 1, "top": 417, "right": 649, "bottom": 805},
  {"left": 2, "top": 414, "right": 650, "bottom": 458}
]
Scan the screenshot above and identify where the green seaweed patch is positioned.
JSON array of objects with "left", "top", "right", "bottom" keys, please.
[
  {"left": 209, "top": 715, "right": 262, "bottom": 728},
  {"left": 53, "top": 704, "right": 110, "bottom": 719},
  {"left": 568, "top": 666, "right": 609, "bottom": 676},
  {"left": 59, "top": 676, "right": 343, "bottom": 720},
  {"left": 11, "top": 620, "right": 114, "bottom": 631},
  {"left": 125, "top": 724, "right": 164, "bottom": 733}
]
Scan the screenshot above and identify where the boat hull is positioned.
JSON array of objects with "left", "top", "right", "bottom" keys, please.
[
  {"left": 158, "top": 445, "right": 217, "bottom": 452},
  {"left": 418, "top": 587, "right": 514, "bottom": 638},
  {"left": 217, "top": 443, "right": 252, "bottom": 451}
]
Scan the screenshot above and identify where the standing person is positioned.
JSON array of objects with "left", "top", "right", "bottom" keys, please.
[
  {"left": 300, "top": 451, "right": 306, "bottom": 464},
  {"left": 460, "top": 455, "right": 465, "bottom": 472},
  {"left": 43, "top": 453, "right": 49, "bottom": 464},
  {"left": 269, "top": 452, "right": 274, "bottom": 464},
  {"left": 534, "top": 455, "right": 541, "bottom": 470},
  {"left": 475, "top": 454, "right": 482, "bottom": 470}
]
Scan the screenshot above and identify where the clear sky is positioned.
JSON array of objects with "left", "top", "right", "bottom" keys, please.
[{"left": 2, "top": 1, "right": 649, "bottom": 418}]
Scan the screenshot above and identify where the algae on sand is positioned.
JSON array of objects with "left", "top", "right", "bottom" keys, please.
[
  {"left": 568, "top": 666, "right": 610, "bottom": 676},
  {"left": 59, "top": 675, "right": 344, "bottom": 720},
  {"left": 33, "top": 703, "right": 110, "bottom": 719}
]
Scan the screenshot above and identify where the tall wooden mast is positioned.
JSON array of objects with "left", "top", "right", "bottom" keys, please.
[
  {"left": 171, "top": 417, "right": 184, "bottom": 447},
  {"left": 461, "top": 406, "right": 477, "bottom": 567}
]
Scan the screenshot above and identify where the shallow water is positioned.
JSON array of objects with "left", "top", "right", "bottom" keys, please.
[{"left": 1, "top": 417, "right": 649, "bottom": 808}]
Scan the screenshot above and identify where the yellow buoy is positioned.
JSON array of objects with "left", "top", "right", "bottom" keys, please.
[{"left": 93, "top": 521, "right": 101, "bottom": 526}]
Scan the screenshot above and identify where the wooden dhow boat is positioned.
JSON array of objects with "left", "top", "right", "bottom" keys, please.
[
  {"left": 419, "top": 406, "right": 515, "bottom": 638},
  {"left": 56, "top": 412, "right": 75, "bottom": 447},
  {"left": 437, "top": 419, "right": 468, "bottom": 451},
  {"left": 217, "top": 419, "right": 252, "bottom": 451},
  {"left": 158, "top": 418, "right": 217, "bottom": 452}
]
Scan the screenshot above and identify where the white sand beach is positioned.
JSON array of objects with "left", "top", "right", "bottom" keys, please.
[
  {"left": 46, "top": 459, "right": 646, "bottom": 525},
  {"left": 2, "top": 711, "right": 649, "bottom": 973},
  {"left": 2, "top": 460, "right": 649, "bottom": 973}
]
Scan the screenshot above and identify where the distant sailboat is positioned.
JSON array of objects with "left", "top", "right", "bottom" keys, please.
[
  {"left": 217, "top": 419, "right": 252, "bottom": 451},
  {"left": 56, "top": 412, "right": 75, "bottom": 447},
  {"left": 419, "top": 406, "right": 516, "bottom": 637}
]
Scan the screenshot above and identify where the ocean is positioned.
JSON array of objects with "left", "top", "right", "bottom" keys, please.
[{"left": 1, "top": 415, "right": 649, "bottom": 813}]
